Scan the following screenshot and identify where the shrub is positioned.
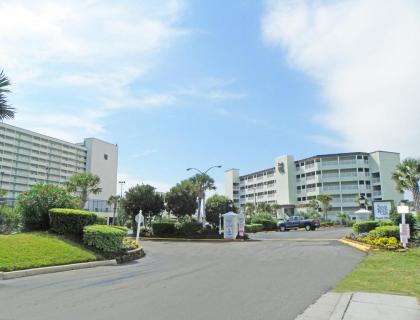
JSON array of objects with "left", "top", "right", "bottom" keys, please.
[
  {"left": 245, "top": 224, "right": 264, "bottom": 233},
  {"left": 123, "top": 238, "right": 139, "bottom": 250},
  {"left": 377, "top": 220, "right": 393, "bottom": 227},
  {"left": 375, "top": 226, "right": 400, "bottom": 239},
  {"left": 0, "top": 207, "right": 20, "bottom": 234},
  {"left": 16, "top": 183, "right": 76, "bottom": 231},
  {"left": 152, "top": 221, "right": 175, "bottom": 235},
  {"left": 176, "top": 220, "right": 202, "bottom": 236},
  {"left": 83, "top": 225, "right": 126, "bottom": 253},
  {"left": 390, "top": 210, "right": 417, "bottom": 238},
  {"left": 352, "top": 221, "right": 379, "bottom": 234},
  {"left": 96, "top": 216, "right": 107, "bottom": 225},
  {"left": 49, "top": 208, "right": 98, "bottom": 236},
  {"left": 140, "top": 226, "right": 152, "bottom": 236},
  {"left": 250, "top": 213, "right": 277, "bottom": 231}
]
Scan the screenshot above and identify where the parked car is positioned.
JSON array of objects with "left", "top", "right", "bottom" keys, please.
[{"left": 278, "top": 216, "right": 320, "bottom": 231}]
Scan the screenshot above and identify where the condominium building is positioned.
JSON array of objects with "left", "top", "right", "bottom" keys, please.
[
  {"left": 0, "top": 123, "right": 118, "bottom": 219},
  {"left": 225, "top": 151, "right": 403, "bottom": 219}
]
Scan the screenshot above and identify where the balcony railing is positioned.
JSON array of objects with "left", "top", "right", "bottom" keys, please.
[
  {"left": 340, "top": 160, "right": 356, "bottom": 165},
  {"left": 373, "top": 191, "right": 382, "bottom": 197},
  {"left": 322, "top": 174, "right": 339, "bottom": 179},
  {"left": 341, "top": 185, "right": 359, "bottom": 190},
  {"left": 372, "top": 177, "right": 380, "bottom": 184},
  {"left": 340, "top": 172, "right": 357, "bottom": 177}
]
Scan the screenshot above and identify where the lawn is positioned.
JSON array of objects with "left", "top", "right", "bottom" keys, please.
[
  {"left": 0, "top": 232, "right": 99, "bottom": 272},
  {"left": 335, "top": 247, "right": 420, "bottom": 298}
]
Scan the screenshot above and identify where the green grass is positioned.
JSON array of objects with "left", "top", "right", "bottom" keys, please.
[
  {"left": 335, "top": 247, "right": 420, "bottom": 298},
  {"left": 0, "top": 232, "right": 99, "bottom": 272}
]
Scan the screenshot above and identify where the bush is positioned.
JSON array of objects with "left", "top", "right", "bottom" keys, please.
[
  {"left": 96, "top": 216, "right": 107, "bottom": 225},
  {"left": 377, "top": 220, "right": 393, "bottom": 227},
  {"left": 375, "top": 226, "right": 400, "bottom": 239},
  {"left": 176, "top": 220, "right": 202, "bottom": 236},
  {"left": 250, "top": 213, "right": 277, "bottom": 230},
  {"left": 49, "top": 208, "right": 98, "bottom": 236},
  {"left": 123, "top": 238, "right": 139, "bottom": 250},
  {"left": 152, "top": 221, "right": 175, "bottom": 235},
  {"left": 352, "top": 221, "right": 379, "bottom": 234},
  {"left": 140, "top": 226, "right": 152, "bottom": 236},
  {"left": 245, "top": 224, "right": 263, "bottom": 233},
  {"left": 390, "top": 210, "right": 417, "bottom": 238},
  {"left": 16, "top": 183, "right": 76, "bottom": 231},
  {"left": 0, "top": 207, "right": 20, "bottom": 234},
  {"left": 83, "top": 225, "right": 126, "bottom": 253}
]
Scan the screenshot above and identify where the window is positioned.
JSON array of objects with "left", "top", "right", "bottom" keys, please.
[{"left": 104, "top": 154, "right": 108, "bottom": 160}]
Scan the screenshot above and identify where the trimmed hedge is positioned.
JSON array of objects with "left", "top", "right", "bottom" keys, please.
[
  {"left": 245, "top": 224, "right": 264, "bottom": 233},
  {"left": 377, "top": 220, "right": 393, "bottom": 227},
  {"left": 49, "top": 208, "right": 98, "bottom": 235},
  {"left": 152, "top": 222, "right": 176, "bottom": 235},
  {"left": 83, "top": 225, "right": 126, "bottom": 253},
  {"left": 374, "top": 226, "right": 400, "bottom": 239},
  {"left": 250, "top": 213, "right": 277, "bottom": 231},
  {"left": 352, "top": 221, "right": 379, "bottom": 234},
  {"left": 176, "top": 220, "right": 202, "bottom": 236}
]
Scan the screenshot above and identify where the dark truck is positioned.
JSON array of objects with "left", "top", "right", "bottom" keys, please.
[{"left": 278, "top": 216, "right": 320, "bottom": 232}]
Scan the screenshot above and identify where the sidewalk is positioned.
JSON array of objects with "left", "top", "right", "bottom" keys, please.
[{"left": 296, "top": 292, "right": 420, "bottom": 320}]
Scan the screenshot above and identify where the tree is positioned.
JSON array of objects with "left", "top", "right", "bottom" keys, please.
[
  {"left": 0, "top": 70, "right": 15, "bottom": 121},
  {"left": 121, "top": 184, "right": 164, "bottom": 233},
  {"left": 244, "top": 203, "right": 255, "bottom": 216},
  {"left": 205, "top": 194, "right": 236, "bottom": 227},
  {"left": 64, "top": 173, "right": 102, "bottom": 209},
  {"left": 256, "top": 202, "right": 272, "bottom": 214},
  {"left": 316, "top": 194, "right": 332, "bottom": 220},
  {"left": 107, "top": 195, "right": 120, "bottom": 225},
  {"left": 392, "top": 158, "right": 420, "bottom": 211},
  {"left": 166, "top": 180, "right": 197, "bottom": 217},
  {"left": 189, "top": 173, "right": 216, "bottom": 221},
  {"left": 16, "top": 183, "right": 76, "bottom": 230}
]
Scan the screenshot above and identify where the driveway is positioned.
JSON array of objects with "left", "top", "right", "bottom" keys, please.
[{"left": 0, "top": 228, "right": 363, "bottom": 320}]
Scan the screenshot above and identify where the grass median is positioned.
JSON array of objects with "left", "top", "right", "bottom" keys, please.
[
  {"left": 0, "top": 232, "right": 99, "bottom": 272},
  {"left": 335, "top": 247, "right": 420, "bottom": 298}
]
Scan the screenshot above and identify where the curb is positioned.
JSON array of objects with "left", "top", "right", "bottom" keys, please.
[
  {"left": 339, "top": 238, "right": 371, "bottom": 252},
  {"left": 0, "top": 259, "right": 117, "bottom": 280}
]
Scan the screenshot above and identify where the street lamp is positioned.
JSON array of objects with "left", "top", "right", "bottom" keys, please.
[
  {"left": 186, "top": 165, "right": 222, "bottom": 223},
  {"left": 118, "top": 181, "right": 126, "bottom": 198}
]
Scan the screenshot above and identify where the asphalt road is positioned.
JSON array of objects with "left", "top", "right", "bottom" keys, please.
[{"left": 0, "top": 228, "right": 364, "bottom": 320}]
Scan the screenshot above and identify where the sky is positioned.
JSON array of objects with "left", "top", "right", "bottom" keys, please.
[{"left": 1, "top": 0, "right": 420, "bottom": 194}]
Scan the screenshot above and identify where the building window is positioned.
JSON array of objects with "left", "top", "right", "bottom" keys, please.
[{"left": 104, "top": 154, "right": 108, "bottom": 160}]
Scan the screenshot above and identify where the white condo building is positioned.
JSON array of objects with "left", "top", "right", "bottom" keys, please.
[
  {"left": 0, "top": 123, "right": 118, "bottom": 219},
  {"left": 225, "top": 151, "right": 403, "bottom": 219}
]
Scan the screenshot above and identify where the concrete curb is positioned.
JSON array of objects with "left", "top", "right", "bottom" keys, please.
[
  {"left": 339, "top": 238, "right": 371, "bottom": 252},
  {"left": 0, "top": 260, "right": 117, "bottom": 280}
]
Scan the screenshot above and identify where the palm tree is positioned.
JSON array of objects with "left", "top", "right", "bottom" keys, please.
[
  {"left": 392, "top": 158, "right": 420, "bottom": 211},
  {"left": 189, "top": 173, "right": 216, "bottom": 221},
  {"left": 0, "top": 70, "right": 15, "bottom": 120},
  {"left": 64, "top": 173, "right": 102, "bottom": 209},
  {"left": 316, "top": 194, "right": 332, "bottom": 220},
  {"left": 244, "top": 203, "right": 255, "bottom": 217},
  {"left": 107, "top": 195, "right": 120, "bottom": 225}
]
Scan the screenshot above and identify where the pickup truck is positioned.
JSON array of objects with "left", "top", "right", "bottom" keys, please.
[{"left": 278, "top": 216, "right": 320, "bottom": 232}]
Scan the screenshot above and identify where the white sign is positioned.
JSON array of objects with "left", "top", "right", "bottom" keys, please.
[
  {"left": 223, "top": 212, "right": 238, "bottom": 240},
  {"left": 135, "top": 211, "right": 143, "bottom": 243},
  {"left": 397, "top": 205, "right": 409, "bottom": 214},
  {"left": 373, "top": 201, "right": 392, "bottom": 220},
  {"left": 135, "top": 213, "right": 144, "bottom": 224}
]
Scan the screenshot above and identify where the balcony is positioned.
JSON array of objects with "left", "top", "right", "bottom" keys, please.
[
  {"left": 373, "top": 191, "right": 382, "bottom": 197},
  {"left": 322, "top": 186, "right": 340, "bottom": 192},
  {"left": 322, "top": 174, "right": 339, "bottom": 181},
  {"left": 322, "top": 161, "right": 338, "bottom": 168},
  {"left": 372, "top": 177, "right": 380, "bottom": 184},
  {"left": 341, "top": 184, "right": 359, "bottom": 191},
  {"left": 339, "top": 160, "right": 356, "bottom": 166}
]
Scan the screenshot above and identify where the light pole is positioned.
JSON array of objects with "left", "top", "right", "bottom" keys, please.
[
  {"left": 45, "top": 167, "right": 50, "bottom": 184},
  {"left": 253, "top": 185, "right": 257, "bottom": 214},
  {"left": 186, "top": 165, "right": 222, "bottom": 223},
  {"left": 118, "top": 181, "right": 126, "bottom": 198}
]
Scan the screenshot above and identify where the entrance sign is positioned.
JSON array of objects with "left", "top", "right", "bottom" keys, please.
[
  {"left": 373, "top": 201, "right": 392, "bottom": 220},
  {"left": 237, "top": 212, "right": 245, "bottom": 237},
  {"left": 397, "top": 205, "right": 410, "bottom": 248},
  {"left": 223, "top": 211, "right": 238, "bottom": 240}
]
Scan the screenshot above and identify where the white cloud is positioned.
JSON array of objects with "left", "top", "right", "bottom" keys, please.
[
  {"left": 0, "top": 0, "right": 187, "bottom": 140},
  {"left": 262, "top": 0, "right": 420, "bottom": 157},
  {"left": 117, "top": 173, "right": 172, "bottom": 195}
]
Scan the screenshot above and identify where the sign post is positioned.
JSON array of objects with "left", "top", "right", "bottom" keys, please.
[
  {"left": 373, "top": 200, "right": 392, "bottom": 220},
  {"left": 397, "top": 205, "right": 410, "bottom": 248},
  {"left": 135, "top": 210, "right": 144, "bottom": 244},
  {"left": 237, "top": 211, "right": 245, "bottom": 237}
]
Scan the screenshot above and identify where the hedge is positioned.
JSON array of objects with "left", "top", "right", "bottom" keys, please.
[
  {"left": 250, "top": 213, "right": 277, "bottom": 231},
  {"left": 49, "top": 208, "right": 98, "bottom": 235},
  {"left": 176, "top": 220, "right": 202, "bottom": 236},
  {"left": 374, "top": 226, "right": 400, "bottom": 239},
  {"left": 352, "top": 221, "right": 379, "bottom": 234},
  {"left": 245, "top": 224, "right": 264, "bottom": 233},
  {"left": 152, "top": 222, "right": 176, "bottom": 235},
  {"left": 83, "top": 225, "right": 126, "bottom": 253}
]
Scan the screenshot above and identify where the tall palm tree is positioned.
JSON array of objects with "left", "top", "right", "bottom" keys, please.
[
  {"left": 189, "top": 173, "right": 216, "bottom": 221},
  {"left": 0, "top": 70, "right": 15, "bottom": 120},
  {"left": 107, "top": 195, "right": 120, "bottom": 225},
  {"left": 64, "top": 173, "right": 102, "bottom": 209},
  {"left": 316, "top": 194, "right": 332, "bottom": 220},
  {"left": 392, "top": 158, "right": 420, "bottom": 211}
]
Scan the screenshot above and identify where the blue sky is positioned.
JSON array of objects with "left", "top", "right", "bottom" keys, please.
[{"left": 2, "top": 0, "right": 420, "bottom": 193}]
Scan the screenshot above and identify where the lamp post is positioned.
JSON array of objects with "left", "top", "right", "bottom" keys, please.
[
  {"left": 186, "top": 165, "right": 222, "bottom": 223},
  {"left": 45, "top": 167, "right": 50, "bottom": 184},
  {"left": 253, "top": 185, "right": 257, "bottom": 214},
  {"left": 118, "top": 180, "right": 126, "bottom": 198}
]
